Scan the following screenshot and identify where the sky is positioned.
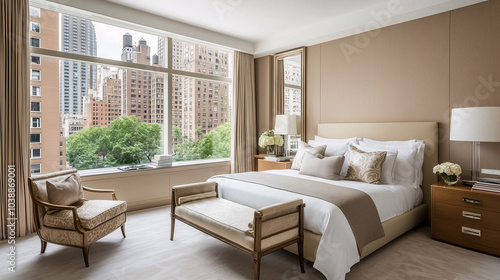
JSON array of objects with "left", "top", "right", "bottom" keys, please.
[{"left": 92, "top": 21, "right": 159, "bottom": 62}]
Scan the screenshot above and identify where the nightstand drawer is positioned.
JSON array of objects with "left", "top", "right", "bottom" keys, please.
[
  {"left": 434, "top": 187, "right": 500, "bottom": 212},
  {"left": 433, "top": 202, "right": 500, "bottom": 230},
  {"left": 433, "top": 219, "right": 500, "bottom": 256},
  {"left": 257, "top": 159, "right": 292, "bottom": 171}
]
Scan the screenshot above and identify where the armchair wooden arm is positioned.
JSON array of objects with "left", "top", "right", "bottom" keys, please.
[
  {"left": 83, "top": 186, "right": 118, "bottom": 200},
  {"left": 31, "top": 196, "right": 86, "bottom": 234}
]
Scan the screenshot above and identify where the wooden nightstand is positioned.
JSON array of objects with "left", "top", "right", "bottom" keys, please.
[
  {"left": 431, "top": 182, "right": 500, "bottom": 256},
  {"left": 256, "top": 159, "right": 292, "bottom": 172}
]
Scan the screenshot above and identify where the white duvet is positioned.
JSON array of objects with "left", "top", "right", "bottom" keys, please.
[{"left": 209, "top": 169, "right": 423, "bottom": 280}]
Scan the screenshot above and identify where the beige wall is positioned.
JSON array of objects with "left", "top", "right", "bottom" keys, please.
[
  {"left": 255, "top": 1, "right": 500, "bottom": 179},
  {"left": 81, "top": 161, "right": 230, "bottom": 210}
]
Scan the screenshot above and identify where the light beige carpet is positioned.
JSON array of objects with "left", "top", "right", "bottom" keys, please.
[{"left": 1, "top": 206, "right": 499, "bottom": 280}]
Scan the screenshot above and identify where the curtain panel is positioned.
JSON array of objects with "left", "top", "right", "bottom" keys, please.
[
  {"left": 231, "top": 52, "right": 257, "bottom": 173},
  {"left": 0, "top": 0, "right": 34, "bottom": 240}
]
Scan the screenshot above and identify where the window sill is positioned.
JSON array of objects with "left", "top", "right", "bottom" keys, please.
[{"left": 79, "top": 158, "right": 230, "bottom": 179}]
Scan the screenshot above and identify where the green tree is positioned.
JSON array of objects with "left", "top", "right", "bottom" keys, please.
[
  {"left": 106, "top": 116, "right": 162, "bottom": 165},
  {"left": 67, "top": 126, "right": 110, "bottom": 169},
  {"left": 66, "top": 116, "right": 162, "bottom": 169}
]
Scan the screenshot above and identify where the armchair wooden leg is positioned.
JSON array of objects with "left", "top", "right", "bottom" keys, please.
[
  {"left": 254, "top": 257, "right": 261, "bottom": 280},
  {"left": 40, "top": 240, "right": 47, "bottom": 253},
  {"left": 298, "top": 241, "right": 305, "bottom": 273},
  {"left": 170, "top": 215, "right": 175, "bottom": 241},
  {"left": 121, "top": 224, "right": 126, "bottom": 238},
  {"left": 83, "top": 246, "right": 90, "bottom": 267}
]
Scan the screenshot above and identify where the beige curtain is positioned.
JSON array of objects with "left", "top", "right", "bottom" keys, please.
[
  {"left": 274, "top": 59, "right": 285, "bottom": 124},
  {"left": 231, "top": 52, "right": 257, "bottom": 173},
  {"left": 0, "top": 0, "right": 34, "bottom": 240}
]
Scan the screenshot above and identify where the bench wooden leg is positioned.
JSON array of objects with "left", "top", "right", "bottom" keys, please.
[
  {"left": 254, "top": 257, "right": 261, "bottom": 280},
  {"left": 170, "top": 215, "right": 175, "bottom": 241},
  {"left": 298, "top": 240, "right": 305, "bottom": 273}
]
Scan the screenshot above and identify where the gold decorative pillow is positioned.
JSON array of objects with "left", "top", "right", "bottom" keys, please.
[
  {"left": 345, "top": 145, "right": 387, "bottom": 184},
  {"left": 291, "top": 141, "right": 327, "bottom": 170},
  {"left": 46, "top": 173, "right": 84, "bottom": 214}
]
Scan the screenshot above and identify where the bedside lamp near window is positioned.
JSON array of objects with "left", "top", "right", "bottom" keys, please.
[
  {"left": 450, "top": 106, "right": 500, "bottom": 182},
  {"left": 274, "top": 114, "right": 301, "bottom": 158}
]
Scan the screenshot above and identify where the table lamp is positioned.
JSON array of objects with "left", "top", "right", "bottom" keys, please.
[{"left": 450, "top": 106, "right": 500, "bottom": 182}]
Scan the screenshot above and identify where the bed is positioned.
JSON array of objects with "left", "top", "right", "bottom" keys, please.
[{"left": 210, "top": 122, "right": 438, "bottom": 280}]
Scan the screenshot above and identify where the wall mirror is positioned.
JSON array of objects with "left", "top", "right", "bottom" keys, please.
[{"left": 273, "top": 47, "right": 306, "bottom": 155}]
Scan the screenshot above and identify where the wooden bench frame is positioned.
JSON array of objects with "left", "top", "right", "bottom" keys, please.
[{"left": 170, "top": 182, "right": 305, "bottom": 280}]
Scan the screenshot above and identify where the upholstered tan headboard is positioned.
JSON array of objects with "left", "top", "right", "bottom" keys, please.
[{"left": 318, "top": 122, "right": 438, "bottom": 210}]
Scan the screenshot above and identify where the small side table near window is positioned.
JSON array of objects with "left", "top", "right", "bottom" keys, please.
[
  {"left": 431, "top": 182, "right": 500, "bottom": 256},
  {"left": 253, "top": 154, "right": 292, "bottom": 172}
]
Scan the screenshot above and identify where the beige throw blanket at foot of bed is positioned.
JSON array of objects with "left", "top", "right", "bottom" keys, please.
[{"left": 213, "top": 172, "right": 385, "bottom": 253}]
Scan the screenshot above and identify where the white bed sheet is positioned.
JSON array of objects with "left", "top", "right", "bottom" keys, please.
[{"left": 209, "top": 169, "right": 423, "bottom": 280}]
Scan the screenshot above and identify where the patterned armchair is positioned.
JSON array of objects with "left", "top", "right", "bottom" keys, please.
[{"left": 28, "top": 169, "right": 127, "bottom": 267}]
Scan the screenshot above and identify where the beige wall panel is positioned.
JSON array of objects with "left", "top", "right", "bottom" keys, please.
[
  {"left": 255, "top": 56, "right": 273, "bottom": 153},
  {"left": 82, "top": 172, "right": 170, "bottom": 211},
  {"left": 169, "top": 165, "right": 230, "bottom": 186},
  {"left": 305, "top": 44, "right": 321, "bottom": 141},
  {"left": 81, "top": 162, "right": 230, "bottom": 211},
  {"left": 317, "top": 13, "right": 450, "bottom": 162},
  {"left": 450, "top": 0, "right": 500, "bottom": 178}
]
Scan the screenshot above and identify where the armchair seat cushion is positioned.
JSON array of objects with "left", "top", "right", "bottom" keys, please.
[{"left": 43, "top": 200, "right": 127, "bottom": 230}]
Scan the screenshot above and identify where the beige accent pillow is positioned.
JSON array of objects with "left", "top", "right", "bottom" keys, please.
[
  {"left": 46, "top": 173, "right": 84, "bottom": 213},
  {"left": 291, "top": 142, "right": 327, "bottom": 170},
  {"left": 299, "top": 152, "right": 345, "bottom": 180},
  {"left": 345, "top": 145, "right": 387, "bottom": 184}
]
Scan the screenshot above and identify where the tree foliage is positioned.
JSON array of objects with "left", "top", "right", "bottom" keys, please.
[
  {"left": 66, "top": 116, "right": 231, "bottom": 170},
  {"left": 173, "top": 122, "right": 231, "bottom": 161},
  {"left": 66, "top": 116, "right": 161, "bottom": 170}
]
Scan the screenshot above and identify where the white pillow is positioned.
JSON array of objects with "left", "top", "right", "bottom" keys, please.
[
  {"left": 309, "top": 140, "right": 350, "bottom": 176},
  {"left": 359, "top": 142, "right": 419, "bottom": 188},
  {"left": 308, "top": 140, "right": 349, "bottom": 156},
  {"left": 291, "top": 142, "right": 327, "bottom": 171},
  {"left": 314, "top": 136, "right": 360, "bottom": 144},
  {"left": 361, "top": 138, "right": 426, "bottom": 185},
  {"left": 352, "top": 144, "right": 398, "bottom": 185}
]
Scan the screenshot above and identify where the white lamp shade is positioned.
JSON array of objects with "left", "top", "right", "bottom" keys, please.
[
  {"left": 274, "top": 115, "right": 301, "bottom": 135},
  {"left": 450, "top": 107, "right": 500, "bottom": 142}
]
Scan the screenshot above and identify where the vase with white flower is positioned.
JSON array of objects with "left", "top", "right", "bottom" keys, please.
[
  {"left": 258, "top": 130, "right": 284, "bottom": 156},
  {"left": 433, "top": 162, "right": 462, "bottom": 185}
]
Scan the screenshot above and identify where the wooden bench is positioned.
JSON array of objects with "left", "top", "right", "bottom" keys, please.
[{"left": 170, "top": 182, "right": 305, "bottom": 280}]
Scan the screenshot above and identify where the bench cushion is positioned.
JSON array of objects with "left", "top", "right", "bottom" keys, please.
[
  {"left": 44, "top": 200, "right": 127, "bottom": 230},
  {"left": 176, "top": 198, "right": 299, "bottom": 251}
]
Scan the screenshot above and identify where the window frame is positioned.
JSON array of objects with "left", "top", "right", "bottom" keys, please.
[
  {"left": 31, "top": 117, "right": 41, "bottom": 128},
  {"left": 30, "top": 163, "right": 41, "bottom": 174},
  {"left": 30, "top": 37, "right": 41, "bottom": 48},
  {"left": 31, "top": 101, "right": 41, "bottom": 112},
  {"left": 30, "top": 148, "right": 42, "bottom": 159},
  {"left": 31, "top": 55, "right": 41, "bottom": 65},
  {"left": 30, "top": 133, "right": 41, "bottom": 143},
  {"left": 29, "top": 4, "right": 234, "bottom": 173},
  {"left": 31, "top": 85, "right": 41, "bottom": 96},
  {"left": 31, "top": 69, "right": 41, "bottom": 81},
  {"left": 30, "top": 21, "right": 41, "bottom": 33}
]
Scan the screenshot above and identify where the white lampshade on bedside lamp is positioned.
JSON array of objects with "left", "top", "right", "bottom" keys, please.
[
  {"left": 274, "top": 114, "right": 301, "bottom": 158},
  {"left": 450, "top": 107, "right": 500, "bottom": 181}
]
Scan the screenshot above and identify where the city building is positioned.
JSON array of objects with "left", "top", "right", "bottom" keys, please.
[
  {"left": 120, "top": 35, "right": 152, "bottom": 123},
  {"left": 29, "top": 7, "right": 66, "bottom": 174},
  {"left": 84, "top": 90, "right": 110, "bottom": 128},
  {"left": 159, "top": 38, "right": 231, "bottom": 142},
  {"left": 59, "top": 14, "right": 97, "bottom": 124}
]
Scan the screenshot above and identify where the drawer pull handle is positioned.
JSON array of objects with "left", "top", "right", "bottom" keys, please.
[
  {"left": 462, "top": 197, "right": 481, "bottom": 205},
  {"left": 462, "top": 211, "right": 481, "bottom": 220},
  {"left": 461, "top": 226, "right": 481, "bottom": 237}
]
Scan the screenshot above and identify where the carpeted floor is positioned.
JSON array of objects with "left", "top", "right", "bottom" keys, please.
[{"left": 1, "top": 206, "right": 499, "bottom": 280}]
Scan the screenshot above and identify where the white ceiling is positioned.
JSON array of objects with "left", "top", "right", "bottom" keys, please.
[{"left": 77, "top": 0, "right": 487, "bottom": 56}]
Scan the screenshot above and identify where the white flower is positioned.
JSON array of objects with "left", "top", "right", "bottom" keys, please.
[
  {"left": 433, "top": 162, "right": 462, "bottom": 176},
  {"left": 258, "top": 130, "right": 284, "bottom": 148}
]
